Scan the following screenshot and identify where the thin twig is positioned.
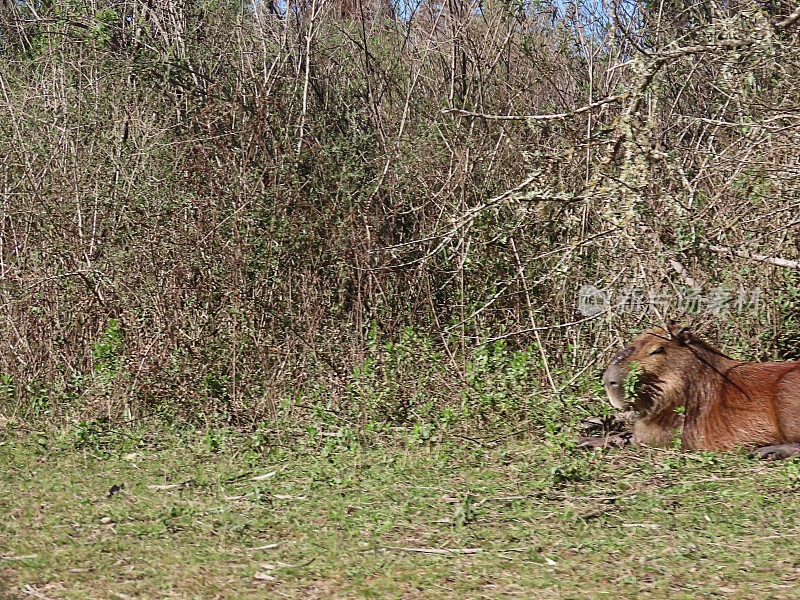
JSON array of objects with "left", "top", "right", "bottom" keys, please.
[{"left": 386, "top": 546, "right": 483, "bottom": 555}]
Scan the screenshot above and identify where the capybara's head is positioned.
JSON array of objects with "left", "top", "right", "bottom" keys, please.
[{"left": 603, "top": 321, "right": 695, "bottom": 413}]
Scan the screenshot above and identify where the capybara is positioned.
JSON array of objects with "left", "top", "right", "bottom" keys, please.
[{"left": 591, "top": 321, "right": 800, "bottom": 458}]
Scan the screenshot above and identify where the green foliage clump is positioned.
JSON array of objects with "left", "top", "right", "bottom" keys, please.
[
  {"left": 92, "top": 319, "right": 124, "bottom": 380},
  {"left": 623, "top": 362, "right": 644, "bottom": 401}
]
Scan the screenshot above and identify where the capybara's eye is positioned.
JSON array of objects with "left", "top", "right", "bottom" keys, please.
[{"left": 650, "top": 346, "right": 665, "bottom": 356}]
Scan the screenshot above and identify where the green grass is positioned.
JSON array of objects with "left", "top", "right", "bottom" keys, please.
[{"left": 2, "top": 421, "right": 800, "bottom": 599}]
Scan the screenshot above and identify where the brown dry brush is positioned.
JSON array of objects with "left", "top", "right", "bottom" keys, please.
[{"left": 0, "top": 0, "right": 798, "bottom": 430}]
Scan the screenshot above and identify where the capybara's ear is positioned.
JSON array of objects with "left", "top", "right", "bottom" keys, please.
[
  {"left": 666, "top": 321, "right": 692, "bottom": 343},
  {"left": 675, "top": 327, "right": 693, "bottom": 344}
]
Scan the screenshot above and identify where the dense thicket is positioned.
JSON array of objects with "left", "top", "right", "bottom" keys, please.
[{"left": 0, "top": 0, "right": 798, "bottom": 428}]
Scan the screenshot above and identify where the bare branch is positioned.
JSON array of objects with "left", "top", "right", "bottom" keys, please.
[
  {"left": 700, "top": 244, "right": 800, "bottom": 270},
  {"left": 441, "top": 93, "right": 627, "bottom": 122},
  {"left": 774, "top": 5, "right": 800, "bottom": 29}
]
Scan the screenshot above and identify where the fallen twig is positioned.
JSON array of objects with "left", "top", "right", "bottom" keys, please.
[{"left": 387, "top": 546, "right": 483, "bottom": 555}]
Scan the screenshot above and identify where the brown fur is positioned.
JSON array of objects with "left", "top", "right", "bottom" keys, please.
[{"left": 603, "top": 322, "right": 800, "bottom": 450}]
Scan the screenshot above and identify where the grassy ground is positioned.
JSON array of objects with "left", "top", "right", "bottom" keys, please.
[{"left": 2, "top": 420, "right": 800, "bottom": 599}]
